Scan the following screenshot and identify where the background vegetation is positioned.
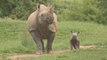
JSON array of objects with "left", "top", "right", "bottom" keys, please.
[{"left": 0, "top": 0, "right": 107, "bottom": 24}]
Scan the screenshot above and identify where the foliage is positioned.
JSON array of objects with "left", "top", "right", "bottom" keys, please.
[
  {"left": 0, "top": 0, "right": 107, "bottom": 24},
  {"left": 0, "top": 0, "right": 37, "bottom": 19},
  {"left": 51, "top": 0, "right": 107, "bottom": 24},
  {"left": 52, "top": 0, "right": 107, "bottom": 24}
]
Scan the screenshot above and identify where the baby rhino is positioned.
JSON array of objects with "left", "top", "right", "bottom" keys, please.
[{"left": 70, "top": 31, "right": 80, "bottom": 49}]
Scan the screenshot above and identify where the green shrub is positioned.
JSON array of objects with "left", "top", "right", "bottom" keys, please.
[{"left": 0, "top": 0, "right": 107, "bottom": 24}]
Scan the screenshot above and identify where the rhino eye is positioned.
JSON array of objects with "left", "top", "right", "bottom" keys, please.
[{"left": 41, "top": 14, "right": 44, "bottom": 17}]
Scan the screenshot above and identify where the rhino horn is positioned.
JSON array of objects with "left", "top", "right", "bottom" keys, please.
[{"left": 48, "top": 5, "right": 54, "bottom": 13}]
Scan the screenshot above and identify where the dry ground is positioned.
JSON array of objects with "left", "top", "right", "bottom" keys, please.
[{"left": 8, "top": 45, "right": 96, "bottom": 60}]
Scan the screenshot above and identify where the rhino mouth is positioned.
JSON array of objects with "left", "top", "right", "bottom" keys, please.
[
  {"left": 47, "top": 17, "right": 54, "bottom": 24},
  {"left": 47, "top": 20, "right": 53, "bottom": 24}
]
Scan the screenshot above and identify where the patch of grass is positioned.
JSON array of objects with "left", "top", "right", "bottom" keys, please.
[
  {"left": 22, "top": 48, "right": 107, "bottom": 60},
  {"left": 54, "top": 21, "right": 107, "bottom": 50},
  {"left": 0, "top": 18, "right": 36, "bottom": 53},
  {"left": 0, "top": 18, "right": 107, "bottom": 60}
]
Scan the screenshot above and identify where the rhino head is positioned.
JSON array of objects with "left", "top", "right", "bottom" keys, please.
[{"left": 37, "top": 4, "right": 54, "bottom": 24}]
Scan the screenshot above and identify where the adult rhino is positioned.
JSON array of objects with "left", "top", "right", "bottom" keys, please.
[{"left": 27, "top": 4, "right": 57, "bottom": 54}]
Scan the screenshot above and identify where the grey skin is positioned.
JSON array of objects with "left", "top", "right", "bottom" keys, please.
[
  {"left": 27, "top": 4, "right": 57, "bottom": 54},
  {"left": 70, "top": 31, "right": 80, "bottom": 49}
]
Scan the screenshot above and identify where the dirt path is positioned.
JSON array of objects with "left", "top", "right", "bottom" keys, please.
[
  {"left": 8, "top": 45, "right": 96, "bottom": 60},
  {"left": 9, "top": 54, "right": 41, "bottom": 60},
  {"left": 80, "top": 45, "right": 96, "bottom": 49},
  {"left": 9, "top": 50, "right": 66, "bottom": 60}
]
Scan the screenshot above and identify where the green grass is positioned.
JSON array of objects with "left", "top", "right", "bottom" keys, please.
[{"left": 0, "top": 18, "right": 107, "bottom": 60}]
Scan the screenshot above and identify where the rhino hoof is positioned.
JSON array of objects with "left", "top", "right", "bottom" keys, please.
[
  {"left": 47, "top": 51, "right": 53, "bottom": 54},
  {"left": 36, "top": 51, "right": 43, "bottom": 55}
]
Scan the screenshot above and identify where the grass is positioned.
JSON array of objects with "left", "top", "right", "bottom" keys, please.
[
  {"left": 23, "top": 48, "right": 107, "bottom": 60},
  {"left": 0, "top": 18, "right": 107, "bottom": 60}
]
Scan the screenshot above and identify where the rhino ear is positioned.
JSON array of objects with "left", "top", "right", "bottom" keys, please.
[
  {"left": 37, "top": 4, "right": 40, "bottom": 10},
  {"left": 78, "top": 32, "right": 80, "bottom": 34},
  {"left": 71, "top": 31, "right": 72, "bottom": 33},
  {"left": 38, "top": 4, "right": 47, "bottom": 11}
]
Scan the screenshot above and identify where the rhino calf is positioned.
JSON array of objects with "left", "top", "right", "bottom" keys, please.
[
  {"left": 70, "top": 31, "right": 80, "bottom": 49},
  {"left": 27, "top": 4, "right": 57, "bottom": 54}
]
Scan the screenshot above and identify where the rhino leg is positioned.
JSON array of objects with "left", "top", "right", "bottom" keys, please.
[
  {"left": 30, "top": 31, "right": 43, "bottom": 54},
  {"left": 47, "top": 33, "right": 55, "bottom": 53},
  {"left": 41, "top": 39, "right": 45, "bottom": 53},
  {"left": 77, "top": 41, "right": 80, "bottom": 49}
]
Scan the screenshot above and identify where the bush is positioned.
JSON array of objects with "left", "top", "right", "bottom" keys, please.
[
  {"left": 0, "top": 0, "right": 107, "bottom": 24},
  {"left": 0, "top": 0, "right": 37, "bottom": 20},
  {"left": 53, "top": 0, "right": 107, "bottom": 24}
]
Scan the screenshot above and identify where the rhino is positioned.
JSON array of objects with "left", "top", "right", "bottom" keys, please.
[
  {"left": 70, "top": 31, "right": 80, "bottom": 50},
  {"left": 27, "top": 4, "right": 57, "bottom": 54}
]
